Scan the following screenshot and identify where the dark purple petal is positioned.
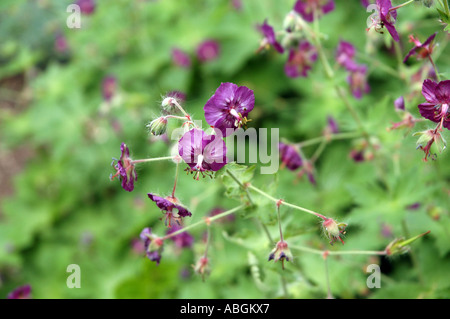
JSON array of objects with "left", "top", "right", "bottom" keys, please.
[
  {"left": 260, "top": 20, "right": 284, "bottom": 54},
  {"left": 147, "top": 193, "right": 192, "bottom": 217},
  {"left": 327, "top": 116, "right": 339, "bottom": 134},
  {"left": 421, "top": 79, "right": 439, "bottom": 104},
  {"left": 279, "top": 143, "right": 303, "bottom": 171},
  {"left": 422, "top": 32, "right": 437, "bottom": 47},
  {"left": 147, "top": 250, "right": 162, "bottom": 265},
  {"left": 321, "top": 0, "right": 335, "bottom": 14},
  {"left": 418, "top": 102, "right": 440, "bottom": 123},
  {"left": 294, "top": 0, "right": 335, "bottom": 22},
  {"left": 403, "top": 46, "right": 419, "bottom": 63},
  {"left": 383, "top": 21, "right": 399, "bottom": 42},
  {"left": 435, "top": 80, "right": 450, "bottom": 103}
]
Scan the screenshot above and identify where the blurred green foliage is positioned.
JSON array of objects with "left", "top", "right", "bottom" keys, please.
[{"left": 0, "top": 0, "right": 449, "bottom": 299}]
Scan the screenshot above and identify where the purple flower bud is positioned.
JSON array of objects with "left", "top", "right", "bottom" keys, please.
[
  {"left": 326, "top": 116, "right": 339, "bottom": 134},
  {"left": 54, "top": 34, "right": 69, "bottom": 54},
  {"left": 394, "top": 96, "right": 405, "bottom": 111},
  {"left": 196, "top": 40, "right": 220, "bottom": 62},
  {"left": 110, "top": 143, "right": 137, "bottom": 192},
  {"left": 293, "top": 0, "right": 335, "bottom": 22},
  {"left": 203, "top": 82, "right": 255, "bottom": 137},
  {"left": 7, "top": 285, "right": 32, "bottom": 299},
  {"left": 172, "top": 48, "right": 191, "bottom": 68},
  {"left": 102, "top": 76, "right": 117, "bottom": 102},
  {"left": 279, "top": 143, "right": 303, "bottom": 171}
]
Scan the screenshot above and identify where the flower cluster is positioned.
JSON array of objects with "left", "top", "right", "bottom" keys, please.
[{"left": 172, "top": 39, "right": 221, "bottom": 68}]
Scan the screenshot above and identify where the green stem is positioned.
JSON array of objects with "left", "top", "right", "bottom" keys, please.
[
  {"left": 171, "top": 162, "right": 179, "bottom": 198},
  {"left": 310, "top": 138, "right": 327, "bottom": 164},
  {"left": 428, "top": 56, "right": 441, "bottom": 82},
  {"left": 162, "top": 205, "right": 244, "bottom": 240},
  {"left": 226, "top": 169, "right": 254, "bottom": 206},
  {"left": 297, "top": 132, "right": 362, "bottom": 148},
  {"left": 291, "top": 245, "right": 387, "bottom": 256},
  {"left": 324, "top": 257, "right": 333, "bottom": 299},
  {"left": 131, "top": 156, "right": 175, "bottom": 164},
  {"left": 247, "top": 184, "right": 326, "bottom": 219},
  {"left": 389, "top": 0, "right": 414, "bottom": 11}
]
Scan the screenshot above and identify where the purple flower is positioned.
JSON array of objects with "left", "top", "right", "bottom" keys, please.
[
  {"left": 350, "top": 149, "right": 365, "bottom": 162},
  {"left": 75, "top": 0, "right": 96, "bottom": 15},
  {"left": 102, "top": 76, "right": 117, "bottom": 102},
  {"left": 172, "top": 48, "right": 191, "bottom": 68},
  {"left": 110, "top": 143, "right": 137, "bottom": 192},
  {"left": 394, "top": 96, "right": 405, "bottom": 111},
  {"left": 293, "top": 0, "right": 335, "bottom": 22},
  {"left": 204, "top": 83, "right": 255, "bottom": 137},
  {"left": 259, "top": 20, "right": 284, "bottom": 54},
  {"left": 196, "top": 40, "right": 220, "bottom": 62},
  {"left": 418, "top": 79, "right": 450, "bottom": 130},
  {"left": 279, "top": 143, "right": 303, "bottom": 171},
  {"left": 336, "top": 40, "right": 358, "bottom": 71},
  {"left": 148, "top": 193, "right": 192, "bottom": 228},
  {"left": 140, "top": 228, "right": 164, "bottom": 265},
  {"left": 166, "top": 225, "right": 194, "bottom": 249},
  {"left": 284, "top": 41, "right": 317, "bottom": 78},
  {"left": 7, "top": 285, "right": 32, "bottom": 299},
  {"left": 54, "top": 34, "right": 69, "bottom": 54},
  {"left": 367, "top": 0, "right": 399, "bottom": 42},
  {"left": 404, "top": 33, "right": 437, "bottom": 63},
  {"left": 178, "top": 128, "right": 228, "bottom": 178},
  {"left": 347, "top": 64, "right": 370, "bottom": 99}
]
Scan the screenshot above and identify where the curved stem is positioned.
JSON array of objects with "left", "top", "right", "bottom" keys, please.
[
  {"left": 162, "top": 205, "right": 244, "bottom": 240},
  {"left": 247, "top": 184, "right": 326, "bottom": 219},
  {"left": 290, "top": 245, "right": 386, "bottom": 256},
  {"left": 131, "top": 156, "right": 175, "bottom": 164}
]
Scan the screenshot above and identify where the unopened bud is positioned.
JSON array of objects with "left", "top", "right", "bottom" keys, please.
[
  {"left": 147, "top": 117, "right": 168, "bottom": 136},
  {"left": 322, "top": 218, "right": 347, "bottom": 245}
]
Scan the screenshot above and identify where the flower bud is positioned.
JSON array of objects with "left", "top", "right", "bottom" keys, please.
[
  {"left": 268, "top": 240, "right": 293, "bottom": 268},
  {"left": 193, "top": 256, "right": 210, "bottom": 281},
  {"left": 385, "top": 231, "right": 430, "bottom": 256},
  {"left": 283, "top": 11, "right": 299, "bottom": 32},
  {"left": 322, "top": 218, "right": 347, "bottom": 245},
  {"left": 421, "top": 0, "right": 434, "bottom": 8},
  {"left": 413, "top": 129, "right": 446, "bottom": 161},
  {"left": 147, "top": 117, "right": 168, "bottom": 136}
]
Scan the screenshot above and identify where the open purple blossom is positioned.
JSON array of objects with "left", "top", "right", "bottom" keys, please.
[
  {"left": 418, "top": 79, "right": 450, "bottom": 130},
  {"left": 284, "top": 41, "right": 317, "bottom": 78},
  {"left": 75, "top": 0, "right": 96, "bottom": 15},
  {"left": 110, "top": 143, "right": 137, "bottom": 192},
  {"left": 7, "top": 284, "right": 32, "bottom": 299},
  {"left": 347, "top": 64, "right": 370, "bottom": 99},
  {"left": 293, "top": 0, "right": 335, "bottom": 22},
  {"left": 404, "top": 33, "right": 437, "bottom": 63},
  {"left": 166, "top": 225, "right": 194, "bottom": 249},
  {"left": 172, "top": 48, "right": 191, "bottom": 68},
  {"left": 204, "top": 83, "right": 255, "bottom": 137},
  {"left": 196, "top": 40, "right": 220, "bottom": 62},
  {"left": 140, "top": 227, "right": 163, "bottom": 265},
  {"left": 102, "top": 76, "right": 117, "bottom": 102},
  {"left": 336, "top": 40, "right": 358, "bottom": 71},
  {"left": 148, "top": 193, "right": 192, "bottom": 228},
  {"left": 258, "top": 20, "right": 284, "bottom": 54},
  {"left": 367, "top": 0, "right": 399, "bottom": 42},
  {"left": 178, "top": 128, "right": 228, "bottom": 178},
  {"left": 279, "top": 143, "right": 303, "bottom": 171}
]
